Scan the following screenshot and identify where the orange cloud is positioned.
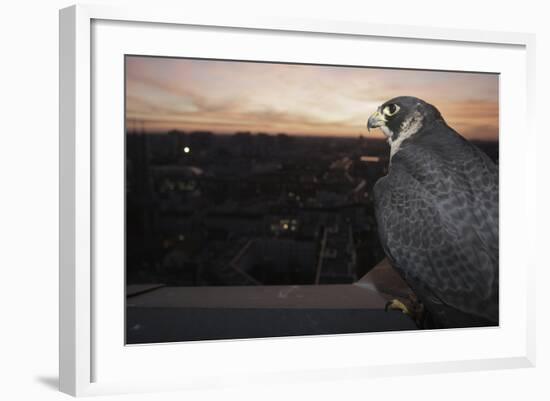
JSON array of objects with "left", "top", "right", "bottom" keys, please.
[{"left": 126, "top": 56, "right": 499, "bottom": 141}]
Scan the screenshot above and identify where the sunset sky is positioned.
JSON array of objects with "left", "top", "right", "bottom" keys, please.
[{"left": 126, "top": 56, "right": 499, "bottom": 141}]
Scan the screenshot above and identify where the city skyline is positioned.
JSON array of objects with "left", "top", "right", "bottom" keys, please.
[{"left": 126, "top": 56, "right": 499, "bottom": 141}]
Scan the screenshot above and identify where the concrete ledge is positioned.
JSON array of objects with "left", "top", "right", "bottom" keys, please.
[
  {"left": 127, "top": 283, "right": 389, "bottom": 309},
  {"left": 125, "top": 258, "right": 418, "bottom": 344},
  {"left": 127, "top": 307, "right": 417, "bottom": 344}
]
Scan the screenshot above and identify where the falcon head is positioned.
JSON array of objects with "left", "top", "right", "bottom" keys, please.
[{"left": 367, "top": 96, "right": 442, "bottom": 141}]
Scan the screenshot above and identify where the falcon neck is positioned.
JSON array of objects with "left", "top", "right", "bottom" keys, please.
[
  {"left": 387, "top": 118, "right": 445, "bottom": 162},
  {"left": 388, "top": 113, "right": 424, "bottom": 160}
]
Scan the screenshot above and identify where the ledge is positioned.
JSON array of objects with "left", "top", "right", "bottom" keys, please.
[{"left": 126, "top": 259, "right": 417, "bottom": 344}]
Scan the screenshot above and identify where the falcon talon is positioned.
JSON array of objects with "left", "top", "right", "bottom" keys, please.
[{"left": 385, "top": 299, "right": 411, "bottom": 315}]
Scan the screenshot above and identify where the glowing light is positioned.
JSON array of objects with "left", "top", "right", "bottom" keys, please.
[
  {"left": 183, "top": 146, "right": 190, "bottom": 154},
  {"left": 360, "top": 155, "right": 381, "bottom": 163}
]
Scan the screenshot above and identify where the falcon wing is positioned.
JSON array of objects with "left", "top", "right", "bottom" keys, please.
[{"left": 374, "top": 137, "right": 498, "bottom": 324}]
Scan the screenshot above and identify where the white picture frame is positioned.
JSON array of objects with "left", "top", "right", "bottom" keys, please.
[{"left": 59, "top": 4, "right": 536, "bottom": 397}]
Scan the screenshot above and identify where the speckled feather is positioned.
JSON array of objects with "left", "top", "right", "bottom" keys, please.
[{"left": 374, "top": 119, "right": 499, "bottom": 328}]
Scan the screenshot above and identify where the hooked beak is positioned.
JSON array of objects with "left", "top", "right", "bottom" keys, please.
[{"left": 367, "top": 110, "right": 386, "bottom": 133}]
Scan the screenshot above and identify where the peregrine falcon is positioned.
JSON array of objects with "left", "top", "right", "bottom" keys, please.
[{"left": 367, "top": 96, "right": 498, "bottom": 329}]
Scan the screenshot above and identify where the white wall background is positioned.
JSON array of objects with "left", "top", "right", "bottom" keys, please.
[{"left": 0, "top": 0, "right": 547, "bottom": 400}]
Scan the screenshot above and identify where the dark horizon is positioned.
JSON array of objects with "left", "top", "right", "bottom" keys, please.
[{"left": 126, "top": 127, "right": 499, "bottom": 144}]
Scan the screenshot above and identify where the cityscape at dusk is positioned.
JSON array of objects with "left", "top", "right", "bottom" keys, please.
[{"left": 125, "top": 56, "right": 499, "bottom": 343}]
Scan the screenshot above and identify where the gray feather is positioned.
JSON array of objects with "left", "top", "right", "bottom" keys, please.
[{"left": 374, "top": 116, "right": 498, "bottom": 328}]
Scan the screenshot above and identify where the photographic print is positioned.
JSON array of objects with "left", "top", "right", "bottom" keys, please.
[{"left": 125, "top": 56, "right": 498, "bottom": 344}]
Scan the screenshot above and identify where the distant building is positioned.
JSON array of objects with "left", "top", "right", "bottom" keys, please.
[
  {"left": 315, "top": 218, "right": 357, "bottom": 284},
  {"left": 126, "top": 132, "right": 387, "bottom": 286}
]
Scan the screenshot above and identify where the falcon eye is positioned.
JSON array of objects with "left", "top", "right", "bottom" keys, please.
[{"left": 384, "top": 104, "right": 400, "bottom": 116}]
